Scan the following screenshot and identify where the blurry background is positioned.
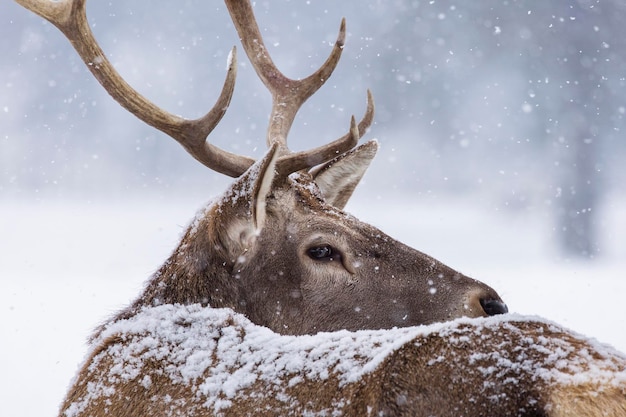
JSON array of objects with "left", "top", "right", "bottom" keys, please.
[
  {"left": 3, "top": 0, "right": 626, "bottom": 259},
  {"left": 2, "top": 1, "right": 626, "bottom": 416}
]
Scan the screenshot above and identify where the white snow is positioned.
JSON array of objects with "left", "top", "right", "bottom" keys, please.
[
  {"left": 79, "top": 304, "right": 419, "bottom": 413},
  {"left": 1, "top": 195, "right": 625, "bottom": 417},
  {"left": 60, "top": 305, "right": 626, "bottom": 415}
]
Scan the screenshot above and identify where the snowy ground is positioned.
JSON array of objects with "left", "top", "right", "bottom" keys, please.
[{"left": 1, "top": 195, "right": 625, "bottom": 417}]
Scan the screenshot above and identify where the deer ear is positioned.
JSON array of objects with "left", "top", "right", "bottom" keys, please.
[
  {"left": 249, "top": 142, "right": 280, "bottom": 233},
  {"left": 210, "top": 143, "right": 279, "bottom": 259},
  {"left": 310, "top": 140, "right": 378, "bottom": 210}
]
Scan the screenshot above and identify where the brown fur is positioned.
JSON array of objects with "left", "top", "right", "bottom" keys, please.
[
  {"left": 60, "top": 307, "right": 626, "bottom": 417},
  {"left": 549, "top": 385, "right": 626, "bottom": 417}
]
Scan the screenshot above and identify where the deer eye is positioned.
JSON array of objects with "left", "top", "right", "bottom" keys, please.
[{"left": 307, "top": 245, "right": 335, "bottom": 261}]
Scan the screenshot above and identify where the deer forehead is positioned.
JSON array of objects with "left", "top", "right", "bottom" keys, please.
[{"left": 267, "top": 185, "right": 366, "bottom": 238}]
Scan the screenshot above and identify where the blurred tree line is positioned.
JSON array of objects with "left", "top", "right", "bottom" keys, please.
[{"left": 375, "top": 0, "right": 626, "bottom": 258}]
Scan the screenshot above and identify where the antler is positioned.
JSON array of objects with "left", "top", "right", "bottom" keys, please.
[
  {"left": 16, "top": 0, "right": 254, "bottom": 177},
  {"left": 17, "top": 0, "right": 374, "bottom": 179},
  {"left": 224, "top": 0, "right": 374, "bottom": 177}
]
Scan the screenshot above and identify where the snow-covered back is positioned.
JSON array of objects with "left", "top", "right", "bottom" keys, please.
[
  {"left": 62, "top": 304, "right": 626, "bottom": 416},
  {"left": 66, "top": 304, "right": 417, "bottom": 415}
]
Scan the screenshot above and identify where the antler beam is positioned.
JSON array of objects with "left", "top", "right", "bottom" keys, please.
[
  {"left": 224, "top": 0, "right": 374, "bottom": 176},
  {"left": 224, "top": 1, "right": 344, "bottom": 152},
  {"left": 17, "top": 0, "right": 374, "bottom": 179},
  {"left": 276, "top": 90, "right": 374, "bottom": 176},
  {"left": 16, "top": 0, "right": 254, "bottom": 177}
]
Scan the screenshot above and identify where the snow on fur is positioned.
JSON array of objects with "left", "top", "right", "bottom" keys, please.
[{"left": 63, "top": 304, "right": 626, "bottom": 416}]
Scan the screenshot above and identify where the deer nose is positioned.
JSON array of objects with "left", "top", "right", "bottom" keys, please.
[{"left": 480, "top": 298, "right": 509, "bottom": 316}]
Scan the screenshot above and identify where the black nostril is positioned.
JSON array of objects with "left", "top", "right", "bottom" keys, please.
[{"left": 480, "top": 299, "right": 509, "bottom": 316}]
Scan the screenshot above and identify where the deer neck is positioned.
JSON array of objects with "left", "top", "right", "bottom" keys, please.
[{"left": 94, "top": 209, "right": 244, "bottom": 340}]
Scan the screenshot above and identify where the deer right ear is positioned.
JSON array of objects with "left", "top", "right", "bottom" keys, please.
[
  {"left": 209, "top": 144, "right": 279, "bottom": 262},
  {"left": 310, "top": 140, "right": 378, "bottom": 210}
]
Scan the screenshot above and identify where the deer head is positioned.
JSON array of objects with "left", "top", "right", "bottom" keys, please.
[{"left": 17, "top": 0, "right": 507, "bottom": 335}]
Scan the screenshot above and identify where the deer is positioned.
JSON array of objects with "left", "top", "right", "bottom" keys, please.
[{"left": 15, "top": 0, "right": 626, "bottom": 416}]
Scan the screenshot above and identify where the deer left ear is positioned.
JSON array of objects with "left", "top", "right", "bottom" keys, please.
[
  {"left": 209, "top": 143, "right": 279, "bottom": 260},
  {"left": 310, "top": 140, "right": 378, "bottom": 210}
]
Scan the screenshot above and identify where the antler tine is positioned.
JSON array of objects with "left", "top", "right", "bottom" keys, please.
[
  {"left": 224, "top": 0, "right": 345, "bottom": 153},
  {"left": 276, "top": 90, "right": 375, "bottom": 177},
  {"left": 16, "top": 0, "right": 254, "bottom": 178}
]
